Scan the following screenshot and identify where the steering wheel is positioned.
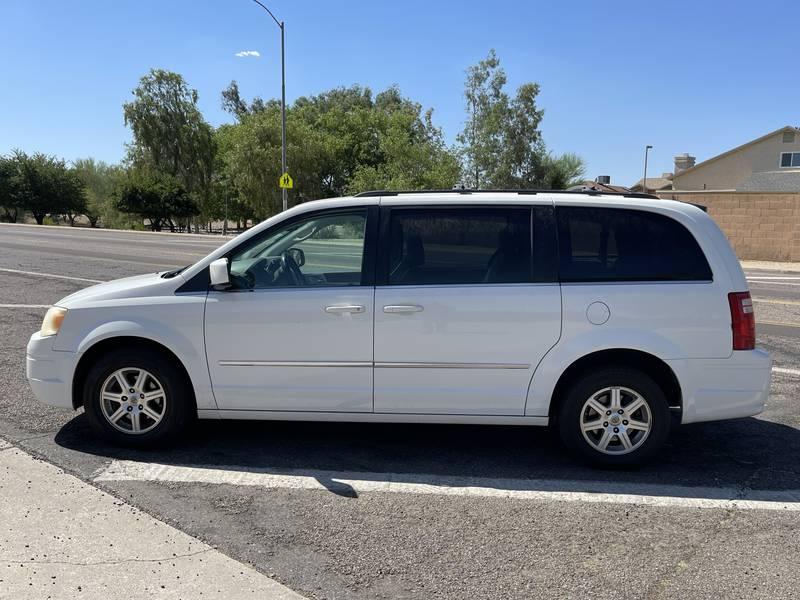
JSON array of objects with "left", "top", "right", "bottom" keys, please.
[
  {"left": 281, "top": 251, "right": 305, "bottom": 286},
  {"left": 230, "top": 269, "right": 255, "bottom": 290}
]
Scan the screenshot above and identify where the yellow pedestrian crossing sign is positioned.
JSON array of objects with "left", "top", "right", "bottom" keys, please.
[{"left": 279, "top": 172, "right": 293, "bottom": 189}]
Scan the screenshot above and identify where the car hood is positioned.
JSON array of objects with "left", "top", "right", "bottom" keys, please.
[{"left": 56, "top": 272, "right": 185, "bottom": 309}]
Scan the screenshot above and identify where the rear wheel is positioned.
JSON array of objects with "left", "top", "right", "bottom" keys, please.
[
  {"left": 82, "top": 347, "right": 192, "bottom": 447},
  {"left": 558, "top": 367, "right": 670, "bottom": 467}
]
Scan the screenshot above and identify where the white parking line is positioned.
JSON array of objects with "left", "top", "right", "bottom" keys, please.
[
  {"left": 0, "top": 268, "right": 103, "bottom": 284},
  {"left": 774, "top": 367, "right": 800, "bottom": 378},
  {"left": 753, "top": 298, "right": 800, "bottom": 306},
  {"left": 0, "top": 304, "right": 51, "bottom": 308},
  {"left": 95, "top": 460, "right": 800, "bottom": 512}
]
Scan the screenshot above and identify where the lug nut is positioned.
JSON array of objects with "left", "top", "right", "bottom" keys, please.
[
  {"left": 121, "top": 396, "right": 128, "bottom": 401},
  {"left": 618, "top": 409, "right": 624, "bottom": 414},
  {"left": 129, "top": 388, "right": 135, "bottom": 394},
  {"left": 138, "top": 405, "right": 143, "bottom": 410},
  {"left": 126, "top": 406, "right": 132, "bottom": 412},
  {"left": 603, "top": 422, "right": 608, "bottom": 427},
  {"left": 623, "top": 420, "right": 628, "bottom": 425},
  {"left": 140, "top": 393, "right": 145, "bottom": 399},
  {"left": 613, "top": 427, "right": 619, "bottom": 433},
  {"left": 606, "top": 410, "right": 611, "bottom": 416}
]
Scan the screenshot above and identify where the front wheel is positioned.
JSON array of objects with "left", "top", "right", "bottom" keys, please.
[
  {"left": 557, "top": 367, "right": 671, "bottom": 467},
  {"left": 82, "top": 347, "right": 192, "bottom": 447}
]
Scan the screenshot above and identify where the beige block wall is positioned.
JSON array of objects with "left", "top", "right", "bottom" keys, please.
[{"left": 656, "top": 192, "right": 800, "bottom": 262}]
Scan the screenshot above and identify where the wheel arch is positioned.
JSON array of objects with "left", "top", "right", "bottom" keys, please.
[
  {"left": 71, "top": 336, "right": 196, "bottom": 411},
  {"left": 548, "top": 348, "right": 682, "bottom": 425}
]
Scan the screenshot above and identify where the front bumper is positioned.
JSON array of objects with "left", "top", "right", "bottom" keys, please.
[
  {"left": 26, "top": 332, "right": 77, "bottom": 409},
  {"left": 667, "top": 349, "right": 772, "bottom": 424}
]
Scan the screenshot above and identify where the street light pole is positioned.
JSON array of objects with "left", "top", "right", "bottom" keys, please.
[
  {"left": 250, "top": 0, "right": 287, "bottom": 212},
  {"left": 643, "top": 145, "right": 653, "bottom": 195},
  {"left": 280, "top": 21, "right": 287, "bottom": 212}
]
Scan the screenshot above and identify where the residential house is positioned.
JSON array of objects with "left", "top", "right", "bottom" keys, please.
[{"left": 671, "top": 125, "right": 800, "bottom": 191}]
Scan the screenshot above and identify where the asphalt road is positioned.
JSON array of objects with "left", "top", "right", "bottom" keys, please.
[{"left": 1, "top": 222, "right": 800, "bottom": 599}]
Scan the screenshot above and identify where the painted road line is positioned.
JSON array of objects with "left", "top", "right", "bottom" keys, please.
[
  {"left": 747, "top": 276, "right": 800, "bottom": 280},
  {"left": 753, "top": 298, "right": 800, "bottom": 306},
  {"left": 0, "top": 304, "right": 51, "bottom": 308},
  {"left": 95, "top": 460, "right": 800, "bottom": 512},
  {"left": 747, "top": 281, "right": 800, "bottom": 286},
  {"left": 774, "top": 367, "right": 800, "bottom": 378},
  {"left": 0, "top": 267, "right": 104, "bottom": 284},
  {"left": 759, "top": 320, "right": 800, "bottom": 330}
]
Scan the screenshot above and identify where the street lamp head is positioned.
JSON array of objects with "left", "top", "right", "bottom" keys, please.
[{"left": 646, "top": 145, "right": 653, "bottom": 150}]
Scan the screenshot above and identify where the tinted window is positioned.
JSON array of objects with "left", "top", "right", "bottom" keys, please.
[
  {"left": 557, "top": 207, "right": 712, "bottom": 282},
  {"left": 386, "top": 208, "right": 532, "bottom": 285}
]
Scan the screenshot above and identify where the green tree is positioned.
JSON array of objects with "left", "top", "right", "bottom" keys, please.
[
  {"left": 218, "top": 84, "right": 461, "bottom": 219},
  {"left": 457, "top": 50, "right": 584, "bottom": 189},
  {"left": 0, "top": 154, "right": 22, "bottom": 222},
  {"left": 72, "top": 158, "right": 122, "bottom": 227},
  {"left": 123, "top": 69, "right": 215, "bottom": 226},
  {"left": 3, "top": 151, "right": 86, "bottom": 225},
  {"left": 115, "top": 170, "right": 198, "bottom": 232}
]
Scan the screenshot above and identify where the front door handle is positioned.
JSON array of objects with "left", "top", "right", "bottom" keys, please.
[
  {"left": 383, "top": 304, "right": 424, "bottom": 314},
  {"left": 324, "top": 305, "right": 366, "bottom": 314}
]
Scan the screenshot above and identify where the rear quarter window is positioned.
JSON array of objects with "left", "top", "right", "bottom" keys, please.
[{"left": 556, "top": 206, "right": 712, "bottom": 282}]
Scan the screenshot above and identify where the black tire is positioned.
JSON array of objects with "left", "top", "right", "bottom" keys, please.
[
  {"left": 557, "top": 367, "right": 671, "bottom": 468},
  {"left": 82, "top": 347, "right": 193, "bottom": 448}
]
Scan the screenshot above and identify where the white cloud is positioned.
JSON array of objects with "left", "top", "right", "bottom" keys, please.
[{"left": 235, "top": 50, "right": 261, "bottom": 58}]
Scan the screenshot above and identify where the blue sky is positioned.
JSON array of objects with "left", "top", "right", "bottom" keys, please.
[{"left": 1, "top": 0, "right": 797, "bottom": 187}]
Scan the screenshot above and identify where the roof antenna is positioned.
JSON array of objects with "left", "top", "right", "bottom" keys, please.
[{"left": 452, "top": 182, "right": 467, "bottom": 190}]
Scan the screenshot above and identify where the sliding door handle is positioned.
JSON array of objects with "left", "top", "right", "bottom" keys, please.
[
  {"left": 324, "top": 305, "right": 366, "bottom": 314},
  {"left": 383, "top": 304, "right": 424, "bottom": 314}
]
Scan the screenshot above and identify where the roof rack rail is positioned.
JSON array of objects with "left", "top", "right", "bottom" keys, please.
[{"left": 353, "top": 189, "right": 659, "bottom": 200}]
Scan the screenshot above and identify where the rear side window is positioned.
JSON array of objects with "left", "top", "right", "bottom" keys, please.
[
  {"left": 556, "top": 207, "right": 712, "bottom": 282},
  {"left": 385, "top": 208, "right": 532, "bottom": 285}
]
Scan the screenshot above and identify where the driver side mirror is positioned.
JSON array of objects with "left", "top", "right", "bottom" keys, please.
[
  {"left": 287, "top": 247, "right": 305, "bottom": 267},
  {"left": 209, "top": 257, "right": 231, "bottom": 290}
]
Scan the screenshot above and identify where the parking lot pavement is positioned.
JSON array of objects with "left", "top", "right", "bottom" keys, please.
[{"left": 1, "top": 224, "right": 800, "bottom": 599}]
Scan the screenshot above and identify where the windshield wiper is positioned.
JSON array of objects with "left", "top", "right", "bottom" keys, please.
[{"left": 160, "top": 265, "right": 188, "bottom": 279}]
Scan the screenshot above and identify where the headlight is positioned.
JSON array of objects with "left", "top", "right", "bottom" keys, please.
[{"left": 40, "top": 307, "right": 68, "bottom": 337}]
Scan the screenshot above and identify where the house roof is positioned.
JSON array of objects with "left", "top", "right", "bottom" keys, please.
[
  {"left": 674, "top": 126, "right": 800, "bottom": 180},
  {"left": 630, "top": 177, "right": 673, "bottom": 191},
  {"left": 568, "top": 180, "right": 631, "bottom": 194},
  {"left": 737, "top": 170, "right": 800, "bottom": 192}
]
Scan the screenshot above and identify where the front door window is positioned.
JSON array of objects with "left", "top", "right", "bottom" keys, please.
[{"left": 228, "top": 211, "right": 367, "bottom": 289}]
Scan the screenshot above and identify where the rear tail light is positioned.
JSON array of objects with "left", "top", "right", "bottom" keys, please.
[{"left": 728, "top": 291, "right": 755, "bottom": 351}]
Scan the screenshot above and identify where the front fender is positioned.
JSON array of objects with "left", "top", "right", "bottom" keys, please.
[{"left": 54, "top": 297, "right": 216, "bottom": 410}]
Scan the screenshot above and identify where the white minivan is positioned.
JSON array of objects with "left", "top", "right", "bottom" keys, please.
[{"left": 26, "top": 191, "right": 772, "bottom": 465}]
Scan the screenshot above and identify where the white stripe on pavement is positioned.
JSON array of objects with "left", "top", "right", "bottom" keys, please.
[
  {"left": 774, "top": 367, "right": 800, "bottom": 378},
  {"left": 747, "top": 276, "right": 800, "bottom": 280},
  {"left": 747, "top": 281, "right": 800, "bottom": 286},
  {"left": 0, "top": 304, "right": 51, "bottom": 308},
  {"left": 95, "top": 460, "right": 800, "bottom": 512},
  {"left": 0, "top": 267, "right": 104, "bottom": 283},
  {"left": 753, "top": 298, "right": 800, "bottom": 306}
]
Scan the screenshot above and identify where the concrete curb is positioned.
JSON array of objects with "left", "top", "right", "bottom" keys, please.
[{"left": 0, "top": 439, "right": 306, "bottom": 599}]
